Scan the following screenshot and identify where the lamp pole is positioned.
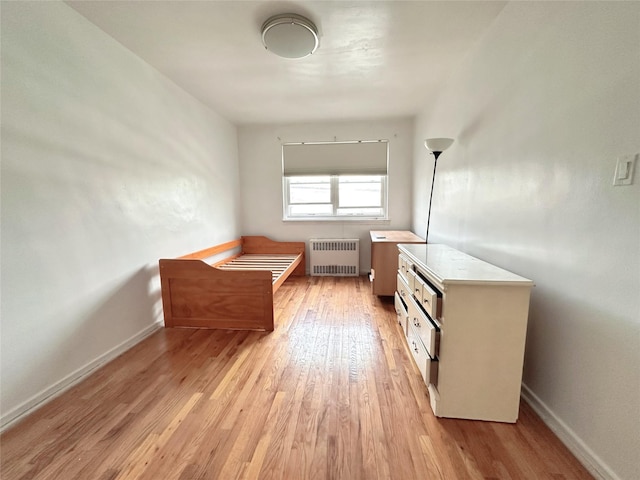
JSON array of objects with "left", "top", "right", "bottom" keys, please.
[
  {"left": 425, "top": 151, "right": 441, "bottom": 244},
  {"left": 423, "top": 138, "right": 454, "bottom": 244}
]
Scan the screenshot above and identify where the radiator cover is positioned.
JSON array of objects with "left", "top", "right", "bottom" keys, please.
[{"left": 309, "top": 239, "right": 360, "bottom": 276}]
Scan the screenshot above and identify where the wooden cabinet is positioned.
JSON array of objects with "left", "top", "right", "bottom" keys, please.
[
  {"left": 396, "top": 243, "right": 533, "bottom": 423},
  {"left": 369, "top": 231, "right": 423, "bottom": 296}
]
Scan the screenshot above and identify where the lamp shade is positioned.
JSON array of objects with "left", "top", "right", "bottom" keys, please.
[
  {"left": 261, "top": 14, "right": 319, "bottom": 59},
  {"left": 424, "top": 138, "right": 454, "bottom": 153}
]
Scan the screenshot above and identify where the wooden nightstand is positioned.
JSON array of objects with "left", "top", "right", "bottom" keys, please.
[{"left": 370, "top": 230, "right": 423, "bottom": 296}]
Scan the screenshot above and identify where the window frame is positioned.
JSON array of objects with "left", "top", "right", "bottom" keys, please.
[{"left": 283, "top": 174, "right": 388, "bottom": 221}]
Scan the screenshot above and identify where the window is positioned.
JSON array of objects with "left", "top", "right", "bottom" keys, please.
[
  {"left": 282, "top": 141, "right": 388, "bottom": 220},
  {"left": 284, "top": 175, "right": 386, "bottom": 218}
]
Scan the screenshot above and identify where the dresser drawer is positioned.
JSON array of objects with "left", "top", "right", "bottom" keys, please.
[
  {"left": 396, "top": 273, "right": 411, "bottom": 304},
  {"left": 398, "top": 254, "right": 413, "bottom": 284},
  {"left": 407, "top": 294, "right": 440, "bottom": 359},
  {"left": 408, "top": 270, "right": 422, "bottom": 301},
  {"left": 416, "top": 276, "right": 442, "bottom": 320},
  {"left": 394, "top": 292, "right": 409, "bottom": 337},
  {"left": 407, "top": 323, "right": 439, "bottom": 385},
  {"left": 398, "top": 255, "right": 407, "bottom": 279}
]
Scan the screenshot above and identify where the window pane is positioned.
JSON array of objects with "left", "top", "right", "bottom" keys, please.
[
  {"left": 289, "top": 177, "right": 330, "bottom": 204},
  {"left": 339, "top": 175, "right": 381, "bottom": 183},
  {"left": 289, "top": 204, "right": 333, "bottom": 216},
  {"left": 337, "top": 207, "right": 384, "bottom": 217},
  {"left": 338, "top": 176, "right": 382, "bottom": 207},
  {"left": 289, "top": 176, "right": 331, "bottom": 184}
]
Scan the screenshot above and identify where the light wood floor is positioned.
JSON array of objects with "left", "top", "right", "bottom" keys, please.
[{"left": 1, "top": 276, "right": 593, "bottom": 480}]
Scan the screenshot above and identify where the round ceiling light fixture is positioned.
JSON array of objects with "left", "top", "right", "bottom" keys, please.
[{"left": 261, "top": 13, "right": 319, "bottom": 59}]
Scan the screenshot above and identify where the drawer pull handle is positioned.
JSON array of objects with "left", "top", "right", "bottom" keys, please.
[
  {"left": 415, "top": 288, "right": 420, "bottom": 293},
  {"left": 401, "top": 291, "right": 405, "bottom": 297},
  {"left": 413, "top": 318, "right": 420, "bottom": 327},
  {"left": 423, "top": 298, "right": 430, "bottom": 305},
  {"left": 412, "top": 341, "right": 419, "bottom": 353}
]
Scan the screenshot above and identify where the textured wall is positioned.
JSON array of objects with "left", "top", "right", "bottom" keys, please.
[
  {"left": 413, "top": 3, "right": 639, "bottom": 479},
  {"left": 0, "top": 2, "right": 241, "bottom": 426}
]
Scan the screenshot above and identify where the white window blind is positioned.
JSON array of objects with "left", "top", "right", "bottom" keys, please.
[{"left": 282, "top": 141, "right": 388, "bottom": 176}]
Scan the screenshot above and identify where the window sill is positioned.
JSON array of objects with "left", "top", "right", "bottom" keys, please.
[{"left": 282, "top": 217, "right": 390, "bottom": 223}]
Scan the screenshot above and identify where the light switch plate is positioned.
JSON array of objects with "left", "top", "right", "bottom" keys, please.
[{"left": 613, "top": 154, "right": 637, "bottom": 186}]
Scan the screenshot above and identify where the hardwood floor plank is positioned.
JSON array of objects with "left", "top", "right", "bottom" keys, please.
[{"left": 1, "top": 276, "right": 594, "bottom": 480}]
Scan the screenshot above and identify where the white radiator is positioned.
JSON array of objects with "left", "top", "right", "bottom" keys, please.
[{"left": 309, "top": 239, "right": 360, "bottom": 276}]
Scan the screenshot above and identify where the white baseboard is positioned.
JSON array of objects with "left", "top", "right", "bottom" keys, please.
[
  {"left": 520, "top": 383, "right": 620, "bottom": 480},
  {"left": 0, "top": 321, "right": 163, "bottom": 433}
]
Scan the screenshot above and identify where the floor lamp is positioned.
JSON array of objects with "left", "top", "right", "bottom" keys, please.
[{"left": 424, "top": 138, "right": 454, "bottom": 244}]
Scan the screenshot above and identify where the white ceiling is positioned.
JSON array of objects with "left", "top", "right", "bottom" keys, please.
[{"left": 66, "top": 1, "right": 507, "bottom": 125}]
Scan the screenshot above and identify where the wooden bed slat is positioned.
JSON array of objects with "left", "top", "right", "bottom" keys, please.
[
  {"left": 220, "top": 264, "right": 289, "bottom": 270},
  {"left": 219, "top": 263, "right": 288, "bottom": 269},
  {"left": 223, "top": 260, "right": 296, "bottom": 264},
  {"left": 221, "top": 261, "right": 294, "bottom": 267}
]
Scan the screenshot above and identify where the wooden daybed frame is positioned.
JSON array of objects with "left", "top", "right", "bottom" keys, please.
[{"left": 159, "top": 236, "right": 305, "bottom": 331}]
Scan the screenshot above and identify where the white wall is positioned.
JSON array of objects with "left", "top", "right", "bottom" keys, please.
[
  {"left": 413, "top": 3, "right": 639, "bottom": 479},
  {"left": 0, "top": 2, "right": 241, "bottom": 428},
  {"left": 238, "top": 118, "right": 415, "bottom": 272}
]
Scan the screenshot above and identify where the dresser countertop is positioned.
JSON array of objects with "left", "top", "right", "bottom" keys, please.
[
  {"left": 370, "top": 230, "right": 424, "bottom": 243},
  {"left": 399, "top": 243, "right": 533, "bottom": 286}
]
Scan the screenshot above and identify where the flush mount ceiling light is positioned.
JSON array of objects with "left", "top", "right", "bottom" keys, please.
[{"left": 261, "top": 14, "right": 319, "bottom": 59}]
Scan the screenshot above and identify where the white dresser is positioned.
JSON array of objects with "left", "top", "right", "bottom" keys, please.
[{"left": 395, "top": 244, "right": 533, "bottom": 423}]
